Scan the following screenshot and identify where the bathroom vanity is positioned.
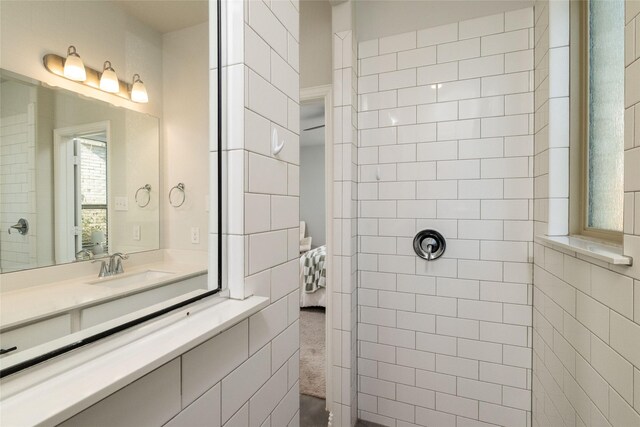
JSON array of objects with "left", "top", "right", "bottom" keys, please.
[
  {"left": 0, "top": 67, "right": 202, "bottom": 372},
  {"left": 0, "top": 250, "right": 208, "bottom": 362}
]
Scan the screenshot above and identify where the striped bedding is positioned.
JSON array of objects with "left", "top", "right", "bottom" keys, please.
[{"left": 301, "top": 245, "right": 326, "bottom": 293}]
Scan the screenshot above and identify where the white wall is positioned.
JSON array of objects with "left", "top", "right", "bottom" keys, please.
[
  {"left": 531, "top": 1, "right": 640, "bottom": 426},
  {"left": 300, "top": 144, "right": 326, "bottom": 247},
  {"left": 300, "top": 0, "right": 332, "bottom": 88},
  {"left": 331, "top": 4, "right": 360, "bottom": 423},
  {"left": 0, "top": 0, "right": 163, "bottom": 118},
  {"left": 531, "top": 0, "right": 569, "bottom": 237},
  {"left": 355, "top": 0, "right": 534, "bottom": 41},
  {"left": 47, "top": 90, "right": 161, "bottom": 257},
  {"left": 162, "top": 22, "right": 209, "bottom": 252},
  {"left": 356, "top": 8, "right": 535, "bottom": 426}
]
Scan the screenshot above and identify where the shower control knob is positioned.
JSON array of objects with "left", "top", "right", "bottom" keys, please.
[{"left": 413, "top": 229, "right": 446, "bottom": 261}]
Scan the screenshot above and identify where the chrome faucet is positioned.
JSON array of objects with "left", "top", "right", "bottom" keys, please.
[
  {"left": 92, "top": 259, "right": 109, "bottom": 277},
  {"left": 75, "top": 248, "right": 94, "bottom": 261},
  {"left": 109, "top": 252, "right": 129, "bottom": 275},
  {"left": 92, "top": 252, "right": 129, "bottom": 278}
]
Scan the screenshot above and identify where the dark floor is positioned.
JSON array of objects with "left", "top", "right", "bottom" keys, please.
[
  {"left": 300, "top": 394, "right": 329, "bottom": 427},
  {"left": 299, "top": 394, "right": 384, "bottom": 427},
  {"left": 355, "top": 420, "right": 385, "bottom": 427}
]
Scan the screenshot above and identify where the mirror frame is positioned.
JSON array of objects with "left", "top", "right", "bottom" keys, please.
[{"left": 0, "top": 0, "right": 223, "bottom": 378}]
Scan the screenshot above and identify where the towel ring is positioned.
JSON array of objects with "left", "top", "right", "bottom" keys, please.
[
  {"left": 169, "top": 183, "right": 186, "bottom": 207},
  {"left": 135, "top": 184, "right": 152, "bottom": 208}
]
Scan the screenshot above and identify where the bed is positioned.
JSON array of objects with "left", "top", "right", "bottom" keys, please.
[{"left": 299, "top": 245, "right": 327, "bottom": 308}]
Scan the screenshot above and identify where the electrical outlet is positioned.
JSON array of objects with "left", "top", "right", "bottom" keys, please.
[
  {"left": 115, "top": 197, "right": 128, "bottom": 211},
  {"left": 133, "top": 225, "right": 141, "bottom": 241},
  {"left": 190, "top": 227, "right": 200, "bottom": 244}
]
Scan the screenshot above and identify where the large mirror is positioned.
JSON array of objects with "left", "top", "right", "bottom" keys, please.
[
  {"left": 0, "top": 71, "right": 160, "bottom": 273},
  {"left": 0, "top": 0, "right": 213, "bottom": 375}
]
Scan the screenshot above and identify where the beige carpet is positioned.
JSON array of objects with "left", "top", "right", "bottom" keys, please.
[{"left": 300, "top": 308, "right": 326, "bottom": 399}]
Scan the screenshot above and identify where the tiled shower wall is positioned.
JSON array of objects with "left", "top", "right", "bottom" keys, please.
[
  {"left": 532, "top": 0, "right": 640, "bottom": 426},
  {"left": 355, "top": 8, "right": 535, "bottom": 426},
  {"left": 332, "top": 26, "right": 359, "bottom": 426},
  {"left": 532, "top": 0, "right": 569, "bottom": 238},
  {"left": 212, "top": 0, "right": 302, "bottom": 424},
  {"left": 0, "top": 98, "right": 37, "bottom": 273}
]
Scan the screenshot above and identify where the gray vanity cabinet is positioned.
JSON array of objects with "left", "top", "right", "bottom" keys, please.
[
  {"left": 0, "top": 315, "right": 71, "bottom": 356},
  {"left": 80, "top": 275, "right": 207, "bottom": 329}
]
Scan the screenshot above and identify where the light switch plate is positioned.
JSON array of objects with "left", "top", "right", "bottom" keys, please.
[
  {"left": 133, "top": 225, "right": 141, "bottom": 241},
  {"left": 115, "top": 197, "right": 128, "bottom": 211}
]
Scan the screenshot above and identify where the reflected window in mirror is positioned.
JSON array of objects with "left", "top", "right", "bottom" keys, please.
[{"left": 78, "top": 134, "right": 108, "bottom": 256}]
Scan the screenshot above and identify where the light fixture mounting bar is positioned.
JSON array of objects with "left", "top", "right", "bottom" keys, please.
[{"left": 43, "top": 53, "right": 132, "bottom": 101}]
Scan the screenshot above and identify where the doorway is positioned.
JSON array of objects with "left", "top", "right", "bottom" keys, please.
[
  {"left": 299, "top": 85, "right": 333, "bottom": 426},
  {"left": 54, "top": 121, "right": 111, "bottom": 263}
]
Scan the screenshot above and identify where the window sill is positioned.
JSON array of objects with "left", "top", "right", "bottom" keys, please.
[{"left": 535, "top": 235, "right": 632, "bottom": 266}]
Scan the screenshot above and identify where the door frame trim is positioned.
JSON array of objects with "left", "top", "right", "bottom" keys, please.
[{"left": 300, "top": 84, "right": 333, "bottom": 411}]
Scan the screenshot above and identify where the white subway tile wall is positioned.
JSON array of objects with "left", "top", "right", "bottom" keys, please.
[
  {"left": 60, "top": 319, "right": 301, "bottom": 427},
  {"left": 532, "top": 0, "right": 570, "bottom": 237},
  {"left": 532, "top": 1, "right": 640, "bottom": 427},
  {"left": 214, "top": 0, "right": 301, "bottom": 425},
  {"left": 332, "top": 27, "right": 359, "bottom": 427},
  {"left": 0, "top": 106, "right": 37, "bottom": 272},
  {"left": 356, "top": 8, "right": 535, "bottom": 426}
]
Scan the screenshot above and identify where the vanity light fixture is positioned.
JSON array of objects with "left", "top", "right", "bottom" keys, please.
[
  {"left": 130, "top": 74, "right": 148, "bottom": 103},
  {"left": 63, "top": 46, "right": 86, "bottom": 81},
  {"left": 99, "top": 61, "right": 120, "bottom": 93},
  {"left": 43, "top": 50, "right": 149, "bottom": 103}
]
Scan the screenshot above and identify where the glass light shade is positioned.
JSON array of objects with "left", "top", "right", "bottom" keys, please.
[
  {"left": 63, "top": 46, "right": 86, "bottom": 81},
  {"left": 100, "top": 61, "right": 120, "bottom": 93},
  {"left": 130, "top": 74, "right": 148, "bottom": 103}
]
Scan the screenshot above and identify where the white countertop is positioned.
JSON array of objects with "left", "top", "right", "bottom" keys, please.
[
  {"left": 0, "top": 295, "right": 269, "bottom": 427},
  {"left": 0, "top": 261, "right": 207, "bottom": 330}
]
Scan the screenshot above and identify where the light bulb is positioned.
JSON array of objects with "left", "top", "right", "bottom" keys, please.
[
  {"left": 99, "top": 61, "right": 120, "bottom": 93},
  {"left": 130, "top": 74, "right": 148, "bottom": 103},
  {"left": 63, "top": 46, "right": 86, "bottom": 81}
]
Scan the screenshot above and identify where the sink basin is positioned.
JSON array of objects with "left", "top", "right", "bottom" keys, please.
[{"left": 87, "top": 270, "right": 175, "bottom": 287}]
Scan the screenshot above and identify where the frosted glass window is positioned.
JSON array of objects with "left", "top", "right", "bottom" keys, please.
[{"left": 586, "top": 0, "right": 624, "bottom": 232}]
